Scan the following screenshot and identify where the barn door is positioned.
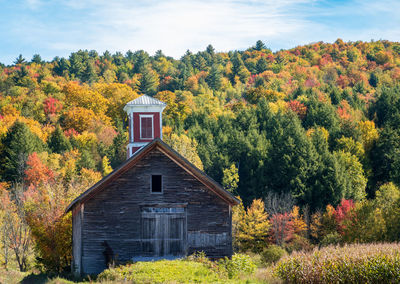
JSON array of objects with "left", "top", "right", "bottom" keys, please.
[{"left": 141, "top": 207, "right": 186, "bottom": 256}]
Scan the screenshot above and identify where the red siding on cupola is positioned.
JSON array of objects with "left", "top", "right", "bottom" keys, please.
[{"left": 133, "top": 112, "right": 161, "bottom": 143}]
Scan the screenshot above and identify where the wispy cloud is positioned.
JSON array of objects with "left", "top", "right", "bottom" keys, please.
[{"left": 0, "top": 0, "right": 398, "bottom": 64}]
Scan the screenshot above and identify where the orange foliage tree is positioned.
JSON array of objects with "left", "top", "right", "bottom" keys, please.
[{"left": 24, "top": 152, "right": 54, "bottom": 186}]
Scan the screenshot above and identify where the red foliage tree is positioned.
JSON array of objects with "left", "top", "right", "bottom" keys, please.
[
  {"left": 270, "top": 212, "right": 294, "bottom": 245},
  {"left": 24, "top": 152, "right": 54, "bottom": 186},
  {"left": 334, "top": 199, "right": 355, "bottom": 235},
  {"left": 287, "top": 100, "right": 307, "bottom": 119},
  {"left": 64, "top": 128, "right": 78, "bottom": 137},
  {"left": 43, "top": 97, "right": 63, "bottom": 115}
]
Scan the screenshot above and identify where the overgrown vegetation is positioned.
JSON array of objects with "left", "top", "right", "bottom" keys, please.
[
  {"left": 97, "top": 253, "right": 257, "bottom": 283},
  {"left": 275, "top": 243, "right": 400, "bottom": 283}
]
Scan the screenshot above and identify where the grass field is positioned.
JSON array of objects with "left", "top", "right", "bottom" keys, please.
[{"left": 4, "top": 243, "right": 399, "bottom": 283}]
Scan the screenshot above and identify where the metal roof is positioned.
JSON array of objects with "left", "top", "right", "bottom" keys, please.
[{"left": 126, "top": 95, "right": 166, "bottom": 106}]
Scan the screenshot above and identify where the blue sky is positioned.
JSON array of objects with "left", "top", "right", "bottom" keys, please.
[{"left": 0, "top": 0, "right": 399, "bottom": 65}]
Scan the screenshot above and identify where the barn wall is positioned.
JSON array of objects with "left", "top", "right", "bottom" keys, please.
[
  {"left": 72, "top": 204, "right": 83, "bottom": 275},
  {"left": 80, "top": 149, "right": 232, "bottom": 275}
]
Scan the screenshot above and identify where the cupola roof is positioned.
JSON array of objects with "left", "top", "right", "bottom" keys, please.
[{"left": 125, "top": 95, "right": 166, "bottom": 106}]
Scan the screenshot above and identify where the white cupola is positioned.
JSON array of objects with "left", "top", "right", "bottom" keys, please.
[{"left": 123, "top": 95, "right": 166, "bottom": 158}]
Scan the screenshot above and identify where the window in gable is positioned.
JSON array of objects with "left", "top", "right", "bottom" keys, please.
[{"left": 151, "top": 175, "right": 162, "bottom": 193}]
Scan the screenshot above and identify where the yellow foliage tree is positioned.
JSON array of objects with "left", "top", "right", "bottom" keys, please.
[
  {"left": 155, "top": 91, "right": 190, "bottom": 123},
  {"left": 63, "top": 107, "right": 112, "bottom": 133},
  {"left": 63, "top": 82, "right": 108, "bottom": 115},
  {"left": 79, "top": 168, "right": 102, "bottom": 188},
  {"left": 163, "top": 133, "right": 203, "bottom": 170},
  {"left": 291, "top": 206, "right": 307, "bottom": 236},
  {"left": 75, "top": 131, "right": 98, "bottom": 151},
  {"left": 93, "top": 83, "right": 138, "bottom": 122},
  {"left": 101, "top": 156, "right": 113, "bottom": 176},
  {"left": 234, "top": 199, "right": 271, "bottom": 253},
  {"left": 358, "top": 120, "right": 379, "bottom": 151},
  {"left": 222, "top": 164, "right": 239, "bottom": 193}
]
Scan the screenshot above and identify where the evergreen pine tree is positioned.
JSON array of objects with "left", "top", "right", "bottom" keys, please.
[
  {"left": 77, "top": 150, "right": 96, "bottom": 170},
  {"left": 109, "top": 123, "right": 128, "bottom": 168},
  {"left": 31, "top": 54, "right": 43, "bottom": 64},
  {"left": 206, "top": 64, "right": 223, "bottom": 90},
  {"left": 256, "top": 57, "right": 268, "bottom": 73},
  {"left": 139, "top": 65, "right": 159, "bottom": 95},
  {"left": 254, "top": 40, "right": 267, "bottom": 51},
  {"left": 0, "top": 121, "right": 45, "bottom": 182},
  {"left": 48, "top": 126, "right": 72, "bottom": 154}
]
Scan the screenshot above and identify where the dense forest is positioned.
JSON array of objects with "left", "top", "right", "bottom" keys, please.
[{"left": 1, "top": 39, "right": 400, "bottom": 272}]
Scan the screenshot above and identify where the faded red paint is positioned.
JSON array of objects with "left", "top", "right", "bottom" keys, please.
[
  {"left": 128, "top": 146, "right": 143, "bottom": 158},
  {"left": 133, "top": 112, "right": 161, "bottom": 142}
]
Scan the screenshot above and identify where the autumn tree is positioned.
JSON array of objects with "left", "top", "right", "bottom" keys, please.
[
  {"left": 233, "top": 199, "right": 271, "bottom": 253},
  {"left": 24, "top": 152, "right": 54, "bottom": 186},
  {"left": 155, "top": 91, "right": 190, "bottom": 125},
  {"left": 62, "top": 107, "right": 98, "bottom": 133},
  {"left": 287, "top": 100, "right": 307, "bottom": 119},
  {"left": 101, "top": 156, "right": 113, "bottom": 176},
  {"left": 0, "top": 185, "right": 31, "bottom": 271},
  {"left": 163, "top": 133, "right": 203, "bottom": 170},
  {"left": 43, "top": 97, "right": 63, "bottom": 116},
  {"left": 94, "top": 83, "right": 138, "bottom": 123},
  {"left": 222, "top": 164, "right": 239, "bottom": 194},
  {"left": 375, "top": 183, "right": 400, "bottom": 241},
  {"left": 63, "top": 82, "right": 108, "bottom": 115},
  {"left": 270, "top": 212, "right": 293, "bottom": 246},
  {"left": 23, "top": 181, "right": 83, "bottom": 272}
]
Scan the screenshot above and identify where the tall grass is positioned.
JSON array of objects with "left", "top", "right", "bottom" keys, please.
[{"left": 275, "top": 243, "right": 400, "bottom": 283}]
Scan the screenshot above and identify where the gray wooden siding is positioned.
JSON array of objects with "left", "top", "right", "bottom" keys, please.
[
  {"left": 72, "top": 204, "right": 83, "bottom": 275},
  {"left": 79, "top": 149, "right": 232, "bottom": 275}
]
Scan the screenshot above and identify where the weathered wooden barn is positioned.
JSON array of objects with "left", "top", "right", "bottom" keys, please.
[{"left": 66, "top": 95, "right": 239, "bottom": 275}]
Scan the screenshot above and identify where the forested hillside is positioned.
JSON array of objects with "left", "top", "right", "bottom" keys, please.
[{"left": 1, "top": 39, "right": 400, "bottom": 271}]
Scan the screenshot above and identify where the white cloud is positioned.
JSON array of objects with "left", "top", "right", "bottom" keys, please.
[
  {"left": 4, "top": 0, "right": 400, "bottom": 63},
  {"left": 25, "top": 0, "right": 42, "bottom": 9},
  {"left": 59, "top": 0, "right": 316, "bottom": 57}
]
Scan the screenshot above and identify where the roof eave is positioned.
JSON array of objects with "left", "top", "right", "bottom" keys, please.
[{"left": 65, "top": 139, "right": 240, "bottom": 213}]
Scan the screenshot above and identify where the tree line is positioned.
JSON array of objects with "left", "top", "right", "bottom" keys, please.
[{"left": 0, "top": 39, "right": 400, "bottom": 271}]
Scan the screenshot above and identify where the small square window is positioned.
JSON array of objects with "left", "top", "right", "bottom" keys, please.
[{"left": 151, "top": 175, "right": 162, "bottom": 193}]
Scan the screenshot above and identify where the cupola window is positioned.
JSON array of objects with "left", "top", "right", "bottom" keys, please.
[{"left": 140, "top": 115, "right": 153, "bottom": 139}]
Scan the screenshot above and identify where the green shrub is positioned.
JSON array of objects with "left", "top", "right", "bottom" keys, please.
[
  {"left": 261, "top": 245, "right": 286, "bottom": 265},
  {"left": 219, "top": 253, "right": 257, "bottom": 279},
  {"left": 275, "top": 243, "right": 400, "bottom": 283},
  {"left": 320, "top": 232, "right": 342, "bottom": 247},
  {"left": 245, "top": 251, "right": 263, "bottom": 268}
]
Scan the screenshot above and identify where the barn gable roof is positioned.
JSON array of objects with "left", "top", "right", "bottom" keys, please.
[{"left": 66, "top": 139, "right": 240, "bottom": 213}]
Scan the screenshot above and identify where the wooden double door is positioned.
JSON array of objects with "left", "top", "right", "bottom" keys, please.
[{"left": 141, "top": 207, "right": 186, "bottom": 257}]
